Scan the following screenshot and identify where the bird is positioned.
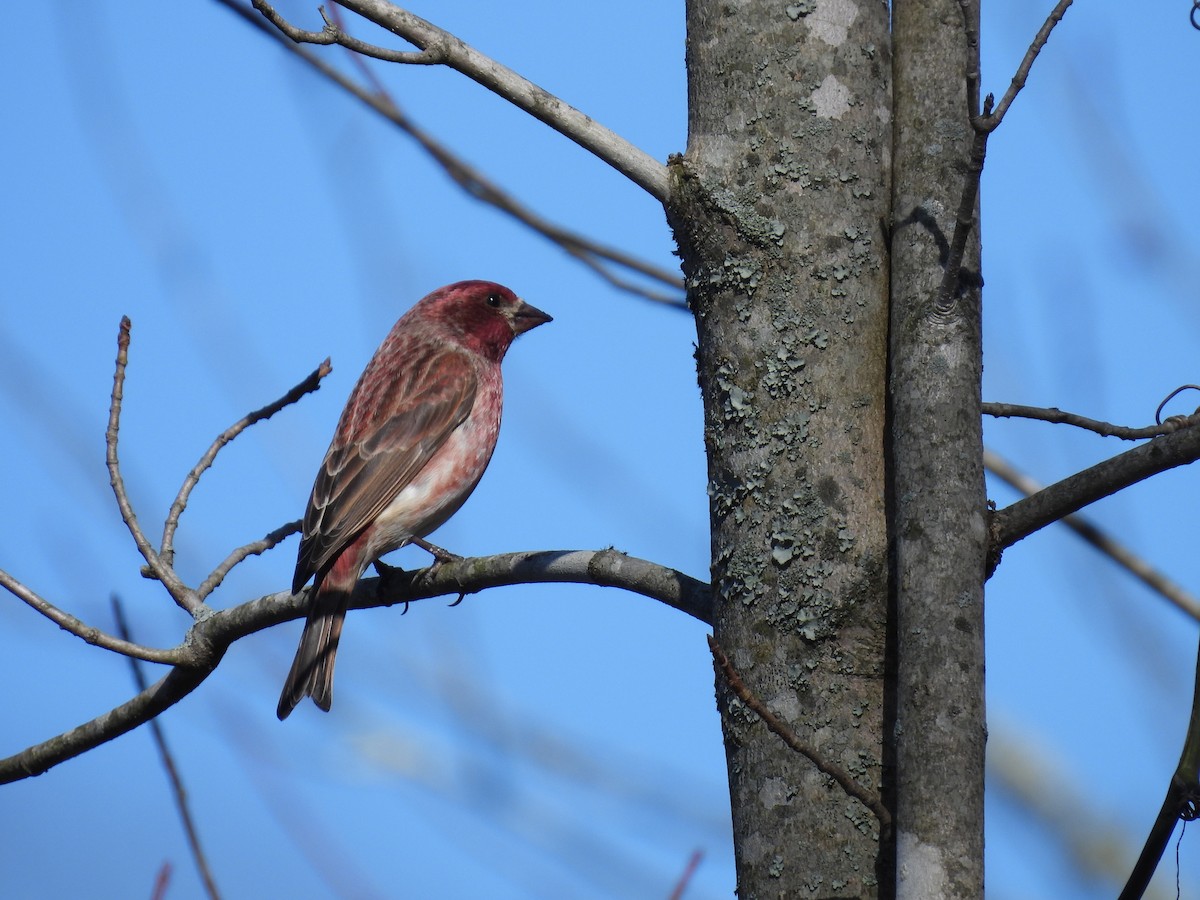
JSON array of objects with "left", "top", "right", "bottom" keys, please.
[{"left": 277, "top": 280, "right": 551, "bottom": 719}]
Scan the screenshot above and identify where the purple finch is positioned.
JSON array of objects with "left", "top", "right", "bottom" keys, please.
[{"left": 277, "top": 281, "right": 551, "bottom": 719}]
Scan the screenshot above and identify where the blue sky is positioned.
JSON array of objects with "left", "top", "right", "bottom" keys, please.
[{"left": 1, "top": 2, "right": 1198, "bottom": 898}]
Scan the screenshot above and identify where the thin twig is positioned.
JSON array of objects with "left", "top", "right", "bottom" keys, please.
[
  {"left": 0, "top": 567, "right": 186, "bottom": 664},
  {"left": 975, "top": 0, "right": 1076, "bottom": 133},
  {"left": 251, "top": 0, "right": 670, "bottom": 200},
  {"left": 667, "top": 850, "right": 704, "bottom": 900},
  {"left": 990, "top": 423, "right": 1200, "bottom": 562},
  {"left": 112, "top": 597, "right": 222, "bottom": 900},
  {"left": 940, "top": 0, "right": 1075, "bottom": 309},
  {"left": 151, "top": 863, "right": 172, "bottom": 900},
  {"left": 707, "top": 635, "right": 892, "bottom": 830},
  {"left": 984, "top": 450, "right": 1200, "bottom": 621},
  {"left": 197, "top": 519, "right": 302, "bottom": 600},
  {"left": 984, "top": 402, "right": 1197, "bottom": 441},
  {"left": 161, "top": 359, "right": 331, "bottom": 568},
  {"left": 254, "top": 0, "right": 444, "bottom": 63},
  {"left": 217, "top": 0, "right": 684, "bottom": 306},
  {"left": 105, "top": 317, "right": 198, "bottom": 611}
]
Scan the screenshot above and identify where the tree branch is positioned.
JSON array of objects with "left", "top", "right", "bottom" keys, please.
[
  {"left": 975, "top": 0, "right": 1076, "bottom": 134},
  {"left": 1119, "top": 630, "right": 1200, "bottom": 899},
  {"left": 939, "top": 0, "right": 1075, "bottom": 310},
  {"left": 984, "top": 402, "right": 1196, "bottom": 441},
  {"left": 250, "top": 0, "right": 670, "bottom": 201},
  {"left": 984, "top": 449, "right": 1200, "bottom": 621},
  {"left": 106, "top": 318, "right": 200, "bottom": 612},
  {"left": 217, "top": 0, "right": 684, "bottom": 307},
  {"left": 197, "top": 519, "right": 302, "bottom": 600},
  {"left": 0, "top": 549, "right": 711, "bottom": 783},
  {"left": 112, "top": 597, "right": 222, "bottom": 900},
  {"left": 161, "top": 360, "right": 330, "bottom": 571},
  {"left": 707, "top": 636, "right": 891, "bottom": 831},
  {"left": 0, "top": 567, "right": 186, "bottom": 665},
  {"left": 254, "top": 0, "right": 443, "bottom": 64},
  {"left": 990, "top": 423, "right": 1200, "bottom": 564}
]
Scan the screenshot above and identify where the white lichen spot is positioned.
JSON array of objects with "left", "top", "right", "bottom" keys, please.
[
  {"left": 808, "top": 0, "right": 859, "bottom": 47},
  {"left": 811, "top": 74, "right": 851, "bottom": 120},
  {"left": 897, "top": 831, "right": 948, "bottom": 900},
  {"left": 759, "top": 777, "right": 791, "bottom": 809}
]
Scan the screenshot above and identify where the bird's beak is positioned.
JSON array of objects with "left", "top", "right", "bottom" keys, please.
[{"left": 511, "top": 300, "right": 553, "bottom": 335}]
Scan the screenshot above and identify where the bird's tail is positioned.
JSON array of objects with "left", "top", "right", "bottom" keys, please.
[{"left": 277, "top": 571, "right": 354, "bottom": 720}]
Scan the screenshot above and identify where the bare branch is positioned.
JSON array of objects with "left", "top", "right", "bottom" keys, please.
[
  {"left": 934, "top": 123, "right": 988, "bottom": 314},
  {"left": 253, "top": 0, "right": 443, "bottom": 63},
  {"left": 0, "top": 549, "right": 710, "bottom": 782},
  {"left": 940, "top": 0, "right": 1075, "bottom": 309},
  {"left": 0, "top": 567, "right": 186, "bottom": 664},
  {"left": 197, "top": 519, "right": 302, "bottom": 600},
  {"left": 252, "top": 0, "right": 670, "bottom": 201},
  {"left": 112, "top": 598, "right": 222, "bottom": 900},
  {"left": 1119, "top": 631, "right": 1200, "bottom": 899},
  {"left": 984, "top": 402, "right": 1198, "bottom": 441},
  {"left": 976, "top": 0, "right": 1076, "bottom": 133},
  {"left": 218, "top": 0, "right": 684, "bottom": 306},
  {"left": 984, "top": 450, "right": 1200, "bottom": 621},
  {"left": 161, "top": 359, "right": 331, "bottom": 568},
  {"left": 0, "top": 659, "right": 217, "bottom": 783},
  {"left": 708, "top": 635, "right": 891, "bottom": 830},
  {"left": 990, "top": 423, "right": 1200, "bottom": 563},
  {"left": 106, "top": 317, "right": 200, "bottom": 612}
]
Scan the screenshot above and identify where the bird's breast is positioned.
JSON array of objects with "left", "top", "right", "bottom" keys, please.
[{"left": 366, "top": 381, "right": 503, "bottom": 559}]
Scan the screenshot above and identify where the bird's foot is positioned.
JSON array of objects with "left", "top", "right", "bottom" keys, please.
[{"left": 411, "top": 537, "right": 461, "bottom": 567}]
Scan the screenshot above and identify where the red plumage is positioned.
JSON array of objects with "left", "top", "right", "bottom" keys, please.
[{"left": 277, "top": 281, "right": 551, "bottom": 719}]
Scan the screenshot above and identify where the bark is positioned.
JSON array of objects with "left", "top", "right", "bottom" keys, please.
[
  {"left": 890, "top": 1, "right": 987, "bottom": 897},
  {"left": 667, "top": 0, "right": 892, "bottom": 895}
]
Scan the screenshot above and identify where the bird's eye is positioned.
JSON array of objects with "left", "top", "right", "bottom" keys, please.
[{"left": 486, "top": 294, "right": 503, "bottom": 308}]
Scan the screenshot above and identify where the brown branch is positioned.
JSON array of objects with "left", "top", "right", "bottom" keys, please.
[
  {"left": 106, "top": 318, "right": 198, "bottom": 611},
  {"left": 250, "top": 0, "right": 670, "bottom": 201},
  {"left": 0, "top": 657, "right": 217, "bottom": 783},
  {"left": 975, "top": 0, "right": 1076, "bottom": 134},
  {"left": 0, "top": 549, "right": 710, "bottom": 782},
  {"left": 161, "top": 359, "right": 331, "bottom": 569},
  {"left": 0, "top": 567, "right": 186, "bottom": 664},
  {"left": 217, "top": 0, "right": 684, "bottom": 307},
  {"left": 1119, "top": 631, "right": 1200, "bottom": 899},
  {"left": 112, "top": 598, "right": 222, "bottom": 900},
  {"left": 197, "top": 519, "right": 303, "bottom": 600},
  {"left": 984, "top": 402, "right": 1198, "bottom": 441},
  {"left": 984, "top": 450, "right": 1200, "bottom": 621},
  {"left": 934, "top": 120, "right": 989, "bottom": 314},
  {"left": 990, "top": 423, "right": 1200, "bottom": 563},
  {"left": 707, "top": 635, "right": 892, "bottom": 830},
  {"left": 940, "top": 0, "right": 1075, "bottom": 309}
]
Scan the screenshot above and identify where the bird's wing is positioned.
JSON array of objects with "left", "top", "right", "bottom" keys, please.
[{"left": 293, "top": 342, "right": 477, "bottom": 592}]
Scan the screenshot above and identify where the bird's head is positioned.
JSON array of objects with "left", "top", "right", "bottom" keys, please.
[{"left": 421, "top": 280, "right": 552, "bottom": 362}]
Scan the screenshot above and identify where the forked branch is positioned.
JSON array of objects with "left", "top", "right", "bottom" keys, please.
[
  {"left": 1, "top": 550, "right": 712, "bottom": 783},
  {"left": 940, "top": 0, "right": 1075, "bottom": 310},
  {"left": 217, "top": 0, "right": 684, "bottom": 306},
  {"left": 251, "top": 0, "right": 670, "bottom": 200}
]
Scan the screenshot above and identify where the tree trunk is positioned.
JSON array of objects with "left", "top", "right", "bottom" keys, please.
[
  {"left": 890, "top": 1, "right": 987, "bottom": 896},
  {"left": 667, "top": 0, "right": 892, "bottom": 895}
]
